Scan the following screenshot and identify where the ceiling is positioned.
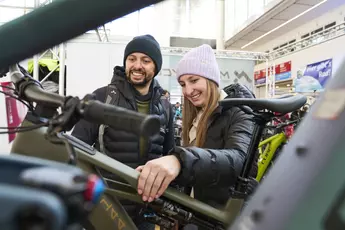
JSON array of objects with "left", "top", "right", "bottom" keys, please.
[{"left": 225, "top": 0, "right": 345, "bottom": 51}]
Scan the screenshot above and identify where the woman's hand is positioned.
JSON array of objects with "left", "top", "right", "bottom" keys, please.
[{"left": 136, "top": 155, "right": 181, "bottom": 202}]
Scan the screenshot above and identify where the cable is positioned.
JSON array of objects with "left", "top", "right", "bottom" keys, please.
[
  {"left": 0, "top": 122, "right": 49, "bottom": 135},
  {"left": 0, "top": 124, "right": 47, "bottom": 129},
  {"left": 0, "top": 87, "right": 48, "bottom": 134},
  {"left": 0, "top": 90, "right": 34, "bottom": 111},
  {"left": 0, "top": 84, "right": 16, "bottom": 91}
]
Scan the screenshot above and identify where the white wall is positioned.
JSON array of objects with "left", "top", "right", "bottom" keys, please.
[
  {"left": 253, "top": 3, "right": 345, "bottom": 53},
  {"left": 65, "top": 41, "right": 127, "bottom": 98},
  {"left": 66, "top": 41, "right": 256, "bottom": 100}
]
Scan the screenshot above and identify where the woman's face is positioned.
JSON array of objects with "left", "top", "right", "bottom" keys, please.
[{"left": 179, "top": 74, "right": 208, "bottom": 108}]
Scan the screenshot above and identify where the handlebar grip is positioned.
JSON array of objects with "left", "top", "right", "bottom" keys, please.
[{"left": 81, "top": 99, "right": 161, "bottom": 137}]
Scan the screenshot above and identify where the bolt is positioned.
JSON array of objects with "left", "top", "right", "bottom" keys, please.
[
  {"left": 251, "top": 209, "right": 264, "bottom": 223},
  {"left": 263, "top": 197, "right": 272, "bottom": 206},
  {"left": 296, "top": 146, "right": 307, "bottom": 156}
]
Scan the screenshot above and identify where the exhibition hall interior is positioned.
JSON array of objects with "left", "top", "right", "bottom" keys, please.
[{"left": 0, "top": 0, "right": 345, "bottom": 230}]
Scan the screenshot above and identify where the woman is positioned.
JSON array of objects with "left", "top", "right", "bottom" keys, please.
[{"left": 136, "top": 44, "right": 255, "bottom": 208}]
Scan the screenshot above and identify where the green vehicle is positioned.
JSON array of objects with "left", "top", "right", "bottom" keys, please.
[{"left": 256, "top": 118, "right": 300, "bottom": 182}]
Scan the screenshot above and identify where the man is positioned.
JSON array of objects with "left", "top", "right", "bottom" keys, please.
[{"left": 72, "top": 34, "right": 174, "bottom": 229}]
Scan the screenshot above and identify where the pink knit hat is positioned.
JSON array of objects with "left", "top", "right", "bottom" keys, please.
[{"left": 176, "top": 44, "right": 220, "bottom": 86}]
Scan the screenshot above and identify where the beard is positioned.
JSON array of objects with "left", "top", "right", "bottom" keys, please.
[{"left": 126, "top": 69, "right": 154, "bottom": 87}]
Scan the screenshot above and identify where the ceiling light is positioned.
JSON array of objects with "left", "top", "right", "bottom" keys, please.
[
  {"left": 287, "top": 84, "right": 290, "bottom": 87},
  {"left": 241, "top": 0, "right": 328, "bottom": 49}
]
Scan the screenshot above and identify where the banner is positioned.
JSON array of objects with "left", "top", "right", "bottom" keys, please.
[
  {"left": 254, "top": 69, "right": 266, "bottom": 85},
  {"left": 1, "top": 82, "right": 28, "bottom": 143},
  {"left": 294, "top": 58, "right": 332, "bottom": 93},
  {"left": 275, "top": 61, "right": 292, "bottom": 81},
  {"left": 156, "top": 55, "right": 256, "bottom": 102},
  {"left": 255, "top": 61, "right": 292, "bottom": 85}
]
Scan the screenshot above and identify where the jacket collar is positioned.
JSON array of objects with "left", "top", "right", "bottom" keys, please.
[{"left": 206, "top": 90, "right": 228, "bottom": 127}]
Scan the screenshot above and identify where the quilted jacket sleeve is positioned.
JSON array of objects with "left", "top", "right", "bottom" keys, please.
[{"left": 171, "top": 107, "right": 254, "bottom": 187}]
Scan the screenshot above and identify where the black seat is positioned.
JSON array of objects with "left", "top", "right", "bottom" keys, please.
[{"left": 220, "top": 94, "right": 307, "bottom": 114}]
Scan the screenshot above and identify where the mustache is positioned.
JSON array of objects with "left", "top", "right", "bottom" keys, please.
[{"left": 130, "top": 69, "right": 145, "bottom": 74}]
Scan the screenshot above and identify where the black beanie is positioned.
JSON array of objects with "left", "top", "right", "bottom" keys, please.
[{"left": 123, "top": 34, "right": 162, "bottom": 76}]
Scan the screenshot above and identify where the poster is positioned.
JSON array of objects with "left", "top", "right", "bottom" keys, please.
[
  {"left": 275, "top": 61, "right": 292, "bottom": 81},
  {"left": 294, "top": 58, "right": 332, "bottom": 93},
  {"left": 0, "top": 82, "right": 28, "bottom": 143},
  {"left": 254, "top": 69, "right": 267, "bottom": 85},
  {"left": 255, "top": 61, "right": 292, "bottom": 85}
]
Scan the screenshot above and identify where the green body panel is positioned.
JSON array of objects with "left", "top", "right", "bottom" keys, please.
[
  {"left": 10, "top": 120, "right": 233, "bottom": 228},
  {"left": 256, "top": 132, "right": 287, "bottom": 182}
]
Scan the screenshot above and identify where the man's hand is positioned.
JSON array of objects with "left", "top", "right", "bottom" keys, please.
[{"left": 136, "top": 155, "right": 181, "bottom": 202}]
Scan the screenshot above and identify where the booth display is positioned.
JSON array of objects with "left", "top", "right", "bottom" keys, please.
[{"left": 255, "top": 61, "right": 292, "bottom": 98}]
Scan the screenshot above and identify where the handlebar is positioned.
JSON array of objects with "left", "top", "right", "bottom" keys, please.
[
  {"left": 9, "top": 64, "right": 161, "bottom": 137},
  {"left": 9, "top": 65, "right": 65, "bottom": 107},
  {"left": 80, "top": 99, "right": 160, "bottom": 137}
]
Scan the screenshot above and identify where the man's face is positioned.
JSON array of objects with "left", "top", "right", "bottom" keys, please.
[
  {"left": 175, "top": 103, "right": 180, "bottom": 108},
  {"left": 125, "top": 52, "right": 155, "bottom": 87}
]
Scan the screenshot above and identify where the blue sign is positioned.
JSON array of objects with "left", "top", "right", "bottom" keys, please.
[
  {"left": 275, "top": 72, "right": 292, "bottom": 81},
  {"left": 294, "top": 59, "right": 332, "bottom": 93},
  {"left": 255, "top": 78, "right": 266, "bottom": 85}
]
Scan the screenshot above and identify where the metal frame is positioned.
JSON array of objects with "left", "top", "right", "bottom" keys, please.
[
  {"left": 31, "top": 0, "right": 66, "bottom": 96},
  {"left": 269, "top": 22, "right": 345, "bottom": 60},
  {"left": 160, "top": 46, "right": 269, "bottom": 61},
  {"left": 11, "top": 124, "right": 233, "bottom": 230},
  {"left": 32, "top": 46, "right": 66, "bottom": 95}
]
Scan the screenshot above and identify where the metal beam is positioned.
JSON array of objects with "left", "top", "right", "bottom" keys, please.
[
  {"left": 269, "top": 22, "right": 345, "bottom": 60},
  {"left": 0, "top": 5, "right": 35, "bottom": 10},
  {"left": 160, "top": 46, "right": 270, "bottom": 61}
]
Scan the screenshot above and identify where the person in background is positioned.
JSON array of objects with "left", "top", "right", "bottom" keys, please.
[
  {"left": 172, "top": 101, "right": 182, "bottom": 120},
  {"left": 135, "top": 44, "right": 256, "bottom": 219},
  {"left": 161, "top": 89, "right": 172, "bottom": 113},
  {"left": 71, "top": 34, "right": 174, "bottom": 230},
  {"left": 162, "top": 89, "right": 170, "bottom": 101}
]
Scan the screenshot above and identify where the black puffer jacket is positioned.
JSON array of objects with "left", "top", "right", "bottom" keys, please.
[
  {"left": 172, "top": 84, "right": 256, "bottom": 208},
  {"left": 72, "top": 66, "right": 174, "bottom": 166},
  {"left": 72, "top": 66, "right": 175, "bottom": 221}
]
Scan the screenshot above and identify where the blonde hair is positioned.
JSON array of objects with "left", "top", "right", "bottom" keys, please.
[{"left": 182, "top": 80, "right": 220, "bottom": 147}]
